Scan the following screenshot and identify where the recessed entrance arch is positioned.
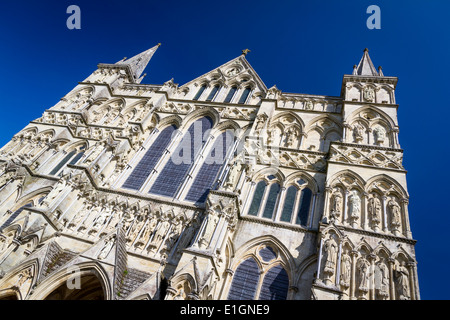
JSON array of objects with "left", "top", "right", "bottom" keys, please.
[{"left": 44, "top": 273, "right": 105, "bottom": 300}]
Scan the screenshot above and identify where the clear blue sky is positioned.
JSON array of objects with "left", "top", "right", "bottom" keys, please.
[{"left": 0, "top": 0, "right": 448, "bottom": 299}]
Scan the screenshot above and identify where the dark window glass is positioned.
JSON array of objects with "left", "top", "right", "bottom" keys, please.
[
  {"left": 206, "top": 85, "right": 220, "bottom": 101},
  {"left": 296, "top": 187, "right": 312, "bottom": 226},
  {"left": 259, "top": 246, "right": 277, "bottom": 262},
  {"left": 49, "top": 150, "right": 76, "bottom": 175},
  {"left": 238, "top": 87, "right": 251, "bottom": 104},
  {"left": 0, "top": 202, "right": 33, "bottom": 231},
  {"left": 248, "top": 181, "right": 267, "bottom": 216},
  {"left": 224, "top": 87, "right": 237, "bottom": 103},
  {"left": 262, "top": 183, "right": 281, "bottom": 219},
  {"left": 227, "top": 258, "right": 260, "bottom": 300},
  {"left": 185, "top": 131, "right": 234, "bottom": 204},
  {"left": 193, "top": 85, "right": 207, "bottom": 101},
  {"left": 280, "top": 186, "right": 297, "bottom": 222},
  {"left": 259, "top": 265, "right": 289, "bottom": 300},
  {"left": 69, "top": 151, "right": 85, "bottom": 165},
  {"left": 149, "top": 117, "right": 213, "bottom": 198},
  {"left": 123, "top": 125, "right": 177, "bottom": 191}
]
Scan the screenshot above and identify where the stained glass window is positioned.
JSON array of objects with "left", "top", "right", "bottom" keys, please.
[
  {"left": 0, "top": 202, "right": 33, "bottom": 231},
  {"left": 185, "top": 130, "right": 234, "bottom": 203},
  {"left": 262, "top": 183, "right": 280, "bottom": 219},
  {"left": 259, "top": 265, "right": 289, "bottom": 300},
  {"left": 224, "top": 87, "right": 237, "bottom": 103},
  {"left": 248, "top": 181, "right": 267, "bottom": 216},
  {"left": 206, "top": 85, "right": 220, "bottom": 102},
  {"left": 69, "top": 151, "right": 85, "bottom": 165},
  {"left": 49, "top": 150, "right": 76, "bottom": 175},
  {"left": 296, "top": 187, "right": 312, "bottom": 226},
  {"left": 193, "top": 84, "right": 207, "bottom": 101},
  {"left": 122, "top": 125, "right": 177, "bottom": 191},
  {"left": 149, "top": 117, "right": 213, "bottom": 198},
  {"left": 238, "top": 87, "right": 251, "bottom": 104},
  {"left": 259, "top": 246, "right": 277, "bottom": 262},
  {"left": 280, "top": 186, "right": 297, "bottom": 223},
  {"left": 227, "top": 258, "right": 260, "bottom": 300}
]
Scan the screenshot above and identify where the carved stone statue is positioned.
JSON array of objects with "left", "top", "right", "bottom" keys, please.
[
  {"left": 224, "top": 161, "right": 243, "bottom": 192},
  {"left": 363, "top": 87, "right": 375, "bottom": 102},
  {"left": 348, "top": 190, "right": 361, "bottom": 224},
  {"left": 151, "top": 219, "right": 171, "bottom": 252},
  {"left": 353, "top": 123, "right": 365, "bottom": 143},
  {"left": 254, "top": 114, "right": 266, "bottom": 136},
  {"left": 199, "top": 212, "right": 219, "bottom": 249},
  {"left": 98, "top": 235, "right": 116, "bottom": 260},
  {"left": 322, "top": 239, "right": 337, "bottom": 285},
  {"left": 92, "top": 208, "right": 112, "bottom": 232},
  {"left": 340, "top": 252, "right": 352, "bottom": 288},
  {"left": 358, "top": 259, "right": 371, "bottom": 295},
  {"left": 368, "top": 195, "right": 382, "bottom": 231},
  {"left": 389, "top": 199, "right": 402, "bottom": 233},
  {"left": 373, "top": 126, "right": 386, "bottom": 144},
  {"left": 394, "top": 262, "right": 410, "bottom": 300},
  {"left": 376, "top": 262, "right": 390, "bottom": 300},
  {"left": 330, "top": 192, "right": 343, "bottom": 222}
]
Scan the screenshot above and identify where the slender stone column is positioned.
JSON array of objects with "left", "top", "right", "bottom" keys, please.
[
  {"left": 402, "top": 198, "right": 412, "bottom": 238},
  {"left": 350, "top": 250, "right": 358, "bottom": 300},
  {"left": 382, "top": 196, "right": 388, "bottom": 232},
  {"left": 388, "top": 258, "right": 396, "bottom": 300}
]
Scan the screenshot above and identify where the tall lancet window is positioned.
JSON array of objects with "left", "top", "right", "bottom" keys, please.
[
  {"left": 149, "top": 116, "right": 213, "bottom": 198},
  {"left": 224, "top": 86, "right": 237, "bottom": 103},
  {"left": 238, "top": 87, "right": 252, "bottom": 104},
  {"left": 280, "top": 186, "right": 298, "bottom": 223},
  {"left": 227, "top": 258, "right": 260, "bottom": 300},
  {"left": 206, "top": 85, "right": 220, "bottom": 102},
  {"left": 193, "top": 84, "right": 207, "bottom": 101},
  {"left": 262, "top": 183, "right": 281, "bottom": 219},
  {"left": 248, "top": 181, "right": 267, "bottom": 216},
  {"left": 296, "top": 187, "right": 312, "bottom": 226},
  {"left": 49, "top": 145, "right": 85, "bottom": 176},
  {"left": 122, "top": 125, "right": 177, "bottom": 191},
  {"left": 185, "top": 130, "right": 234, "bottom": 203}
]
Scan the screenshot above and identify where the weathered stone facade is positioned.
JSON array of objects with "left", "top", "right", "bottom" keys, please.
[{"left": 0, "top": 46, "right": 419, "bottom": 300}]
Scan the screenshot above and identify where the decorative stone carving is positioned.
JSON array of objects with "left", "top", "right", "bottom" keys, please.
[
  {"left": 388, "top": 199, "right": 402, "bottom": 234},
  {"left": 348, "top": 190, "right": 361, "bottom": 226},
  {"left": 340, "top": 252, "right": 352, "bottom": 288},
  {"left": 368, "top": 195, "right": 382, "bottom": 232},
  {"left": 353, "top": 123, "right": 365, "bottom": 143},
  {"left": 98, "top": 235, "right": 116, "bottom": 260},
  {"left": 322, "top": 239, "right": 337, "bottom": 286},
  {"left": 373, "top": 126, "right": 386, "bottom": 144},
  {"left": 394, "top": 262, "right": 410, "bottom": 300},
  {"left": 223, "top": 160, "right": 244, "bottom": 192},
  {"left": 198, "top": 211, "right": 219, "bottom": 250},
  {"left": 363, "top": 87, "right": 375, "bottom": 102},
  {"left": 357, "top": 258, "right": 371, "bottom": 298},
  {"left": 330, "top": 191, "right": 343, "bottom": 222}
]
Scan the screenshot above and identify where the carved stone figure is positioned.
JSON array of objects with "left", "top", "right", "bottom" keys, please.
[
  {"left": 340, "top": 252, "right": 352, "bottom": 288},
  {"left": 395, "top": 262, "right": 410, "bottom": 300},
  {"left": 368, "top": 195, "right": 382, "bottom": 231},
  {"left": 389, "top": 199, "right": 402, "bottom": 232},
  {"left": 284, "top": 126, "right": 299, "bottom": 148},
  {"left": 305, "top": 101, "right": 314, "bottom": 110},
  {"left": 358, "top": 259, "right": 370, "bottom": 295},
  {"left": 224, "top": 160, "right": 243, "bottom": 192},
  {"left": 199, "top": 212, "right": 219, "bottom": 249},
  {"left": 363, "top": 87, "right": 375, "bottom": 102},
  {"left": 151, "top": 219, "right": 171, "bottom": 252},
  {"left": 348, "top": 190, "right": 361, "bottom": 224},
  {"left": 353, "top": 123, "right": 364, "bottom": 143},
  {"left": 98, "top": 235, "right": 116, "bottom": 260},
  {"left": 92, "top": 207, "right": 112, "bottom": 232},
  {"left": 322, "top": 239, "right": 337, "bottom": 285},
  {"left": 376, "top": 262, "right": 390, "bottom": 300},
  {"left": 330, "top": 192, "right": 343, "bottom": 222},
  {"left": 373, "top": 126, "right": 386, "bottom": 144},
  {"left": 254, "top": 114, "right": 266, "bottom": 136}
]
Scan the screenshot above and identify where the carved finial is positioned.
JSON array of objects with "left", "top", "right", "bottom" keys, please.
[
  {"left": 157, "top": 43, "right": 162, "bottom": 47},
  {"left": 364, "top": 48, "right": 369, "bottom": 53},
  {"left": 242, "top": 49, "right": 251, "bottom": 56}
]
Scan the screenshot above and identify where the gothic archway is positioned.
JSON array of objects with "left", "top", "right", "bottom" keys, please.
[{"left": 44, "top": 273, "right": 105, "bottom": 300}]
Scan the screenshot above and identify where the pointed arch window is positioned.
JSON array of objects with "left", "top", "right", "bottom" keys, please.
[
  {"left": 185, "top": 130, "right": 234, "bottom": 204},
  {"left": 259, "top": 265, "right": 289, "bottom": 300},
  {"left": 224, "top": 86, "right": 237, "bottom": 103},
  {"left": 49, "top": 145, "right": 85, "bottom": 176},
  {"left": 193, "top": 84, "right": 207, "bottom": 101},
  {"left": 248, "top": 181, "right": 267, "bottom": 216},
  {"left": 296, "top": 187, "right": 312, "bottom": 226},
  {"left": 280, "top": 186, "right": 298, "bottom": 223},
  {"left": 0, "top": 202, "right": 33, "bottom": 231},
  {"left": 262, "top": 183, "right": 281, "bottom": 219},
  {"left": 122, "top": 125, "right": 177, "bottom": 191},
  {"left": 238, "top": 87, "right": 252, "bottom": 104},
  {"left": 206, "top": 85, "right": 220, "bottom": 102},
  {"left": 227, "top": 258, "right": 260, "bottom": 300},
  {"left": 149, "top": 116, "right": 213, "bottom": 198}
]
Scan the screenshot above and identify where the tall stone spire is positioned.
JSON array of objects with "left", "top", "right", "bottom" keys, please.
[
  {"left": 354, "top": 48, "right": 379, "bottom": 76},
  {"left": 118, "top": 43, "right": 161, "bottom": 82}
]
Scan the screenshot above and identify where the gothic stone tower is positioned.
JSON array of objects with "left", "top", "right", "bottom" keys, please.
[{"left": 0, "top": 46, "right": 418, "bottom": 300}]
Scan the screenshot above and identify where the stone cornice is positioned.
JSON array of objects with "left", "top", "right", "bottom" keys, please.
[
  {"left": 330, "top": 141, "right": 403, "bottom": 153},
  {"left": 239, "top": 214, "right": 318, "bottom": 235}
]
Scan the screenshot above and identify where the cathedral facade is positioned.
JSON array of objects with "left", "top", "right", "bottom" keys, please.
[{"left": 0, "top": 45, "right": 419, "bottom": 300}]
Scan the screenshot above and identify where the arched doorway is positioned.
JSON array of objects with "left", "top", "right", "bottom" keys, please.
[{"left": 44, "top": 274, "right": 105, "bottom": 300}]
